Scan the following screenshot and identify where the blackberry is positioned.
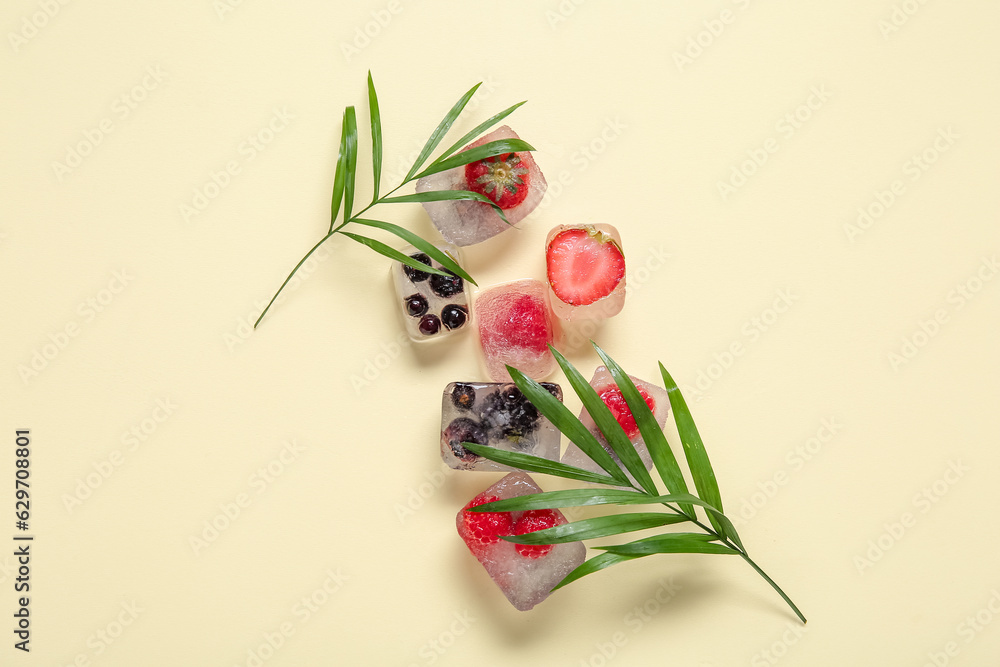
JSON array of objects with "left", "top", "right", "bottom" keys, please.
[
  {"left": 441, "top": 304, "right": 468, "bottom": 330},
  {"left": 429, "top": 270, "right": 464, "bottom": 298},
  {"left": 450, "top": 383, "right": 477, "bottom": 411},
  {"left": 418, "top": 314, "right": 441, "bottom": 336},
  {"left": 540, "top": 382, "right": 563, "bottom": 401},
  {"left": 481, "top": 384, "right": 541, "bottom": 441},
  {"left": 403, "top": 253, "right": 432, "bottom": 282},
  {"left": 443, "top": 418, "right": 487, "bottom": 462},
  {"left": 405, "top": 293, "right": 429, "bottom": 317}
]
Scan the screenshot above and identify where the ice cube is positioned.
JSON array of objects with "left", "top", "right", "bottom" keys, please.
[
  {"left": 561, "top": 366, "right": 670, "bottom": 478},
  {"left": 415, "top": 126, "right": 547, "bottom": 247},
  {"left": 545, "top": 224, "right": 626, "bottom": 321},
  {"left": 391, "top": 243, "right": 470, "bottom": 341},
  {"left": 475, "top": 279, "right": 561, "bottom": 381},
  {"left": 441, "top": 381, "right": 563, "bottom": 471},
  {"left": 457, "top": 472, "right": 585, "bottom": 611}
]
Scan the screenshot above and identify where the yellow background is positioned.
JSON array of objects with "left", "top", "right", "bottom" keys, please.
[{"left": 3, "top": 1, "right": 999, "bottom": 665}]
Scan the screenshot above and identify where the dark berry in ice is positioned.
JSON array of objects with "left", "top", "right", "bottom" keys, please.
[
  {"left": 540, "top": 382, "right": 563, "bottom": 400},
  {"left": 481, "top": 384, "right": 541, "bottom": 441},
  {"left": 405, "top": 293, "right": 428, "bottom": 317},
  {"left": 418, "top": 314, "right": 441, "bottom": 336},
  {"left": 441, "top": 304, "right": 468, "bottom": 330},
  {"left": 403, "top": 253, "right": 432, "bottom": 282},
  {"left": 444, "top": 417, "right": 488, "bottom": 462},
  {"left": 429, "top": 270, "right": 464, "bottom": 298},
  {"left": 450, "top": 383, "right": 477, "bottom": 411}
]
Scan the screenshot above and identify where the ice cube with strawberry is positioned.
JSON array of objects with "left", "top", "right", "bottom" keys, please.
[
  {"left": 457, "top": 472, "right": 584, "bottom": 611},
  {"left": 561, "top": 366, "right": 670, "bottom": 480},
  {"left": 545, "top": 224, "right": 626, "bottom": 321},
  {"left": 415, "top": 126, "right": 547, "bottom": 247},
  {"left": 474, "top": 279, "right": 561, "bottom": 382}
]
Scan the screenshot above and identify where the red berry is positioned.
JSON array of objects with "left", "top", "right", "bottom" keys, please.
[
  {"left": 461, "top": 494, "right": 513, "bottom": 552},
  {"left": 465, "top": 153, "right": 531, "bottom": 209},
  {"left": 512, "top": 509, "right": 564, "bottom": 559},
  {"left": 597, "top": 385, "right": 654, "bottom": 439},
  {"left": 546, "top": 227, "right": 625, "bottom": 306},
  {"left": 504, "top": 294, "right": 554, "bottom": 354}
]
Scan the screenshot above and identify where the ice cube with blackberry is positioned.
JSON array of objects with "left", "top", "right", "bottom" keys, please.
[
  {"left": 391, "top": 243, "right": 471, "bottom": 341},
  {"left": 441, "top": 381, "right": 563, "bottom": 471}
]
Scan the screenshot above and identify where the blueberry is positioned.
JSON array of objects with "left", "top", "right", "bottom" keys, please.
[
  {"left": 441, "top": 304, "right": 468, "bottom": 330},
  {"left": 405, "top": 294, "right": 428, "bottom": 317},
  {"left": 429, "top": 270, "right": 464, "bottom": 298},
  {"left": 403, "top": 253, "right": 432, "bottom": 282},
  {"left": 418, "top": 314, "right": 441, "bottom": 336},
  {"left": 450, "top": 383, "right": 477, "bottom": 411},
  {"left": 443, "top": 417, "right": 487, "bottom": 462}
]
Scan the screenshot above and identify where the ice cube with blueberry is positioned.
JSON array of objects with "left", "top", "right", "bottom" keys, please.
[
  {"left": 545, "top": 223, "right": 626, "bottom": 321},
  {"left": 415, "top": 126, "right": 547, "bottom": 247},
  {"left": 561, "top": 366, "right": 670, "bottom": 477},
  {"left": 457, "top": 472, "right": 585, "bottom": 611},
  {"left": 441, "top": 381, "right": 563, "bottom": 471},
  {"left": 391, "top": 243, "right": 470, "bottom": 341},
  {"left": 475, "top": 279, "right": 561, "bottom": 382}
]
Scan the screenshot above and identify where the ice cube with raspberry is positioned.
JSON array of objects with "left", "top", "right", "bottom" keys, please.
[
  {"left": 457, "top": 472, "right": 585, "bottom": 611},
  {"left": 415, "top": 126, "right": 547, "bottom": 247},
  {"left": 441, "top": 381, "right": 563, "bottom": 471},
  {"left": 561, "top": 366, "right": 670, "bottom": 479},
  {"left": 475, "top": 279, "right": 561, "bottom": 382},
  {"left": 391, "top": 242, "right": 471, "bottom": 341},
  {"left": 545, "top": 224, "right": 626, "bottom": 321}
]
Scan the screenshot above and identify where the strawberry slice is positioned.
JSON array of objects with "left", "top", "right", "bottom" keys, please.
[
  {"left": 512, "top": 509, "right": 565, "bottom": 559},
  {"left": 546, "top": 226, "right": 625, "bottom": 306},
  {"left": 465, "top": 153, "right": 530, "bottom": 209},
  {"left": 597, "top": 384, "right": 654, "bottom": 439}
]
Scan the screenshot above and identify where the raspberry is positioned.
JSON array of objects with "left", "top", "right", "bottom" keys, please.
[
  {"left": 598, "top": 385, "right": 655, "bottom": 439},
  {"left": 512, "top": 509, "right": 564, "bottom": 559},
  {"left": 461, "top": 494, "right": 513, "bottom": 552}
]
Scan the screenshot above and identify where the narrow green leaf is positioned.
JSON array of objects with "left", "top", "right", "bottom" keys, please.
[
  {"left": 501, "top": 513, "right": 688, "bottom": 545},
  {"left": 339, "top": 232, "right": 451, "bottom": 278},
  {"left": 404, "top": 82, "right": 481, "bottom": 182},
  {"left": 598, "top": 533, "right": 739, "bottom": 557},
  {"left": 367, "top": 72, "right": 383, "bottom": 201},
  {"left": 350, "top": 218, "right": 475, "bottom": 286},
  {"left": 506, "top": 366, "right": 630, "bottom": 486},
  {"left": 550, "top": 346, "right": 658, "bottom": 495},
  {"left": 414, "top": 139, "right": 535, "bottom": 179},
  {"left": 706, "top": 507, "right": 745, "bottom": 552},
  {"left": 460, "top": 442, "right": 623, "bottom": 486},
  {"left": 470, "top": 490, "right": 720, "bottom": 514},
  {"left": 660, "top": 363, "right": 725, "bottom": 533},
  {"left": 381, "top": 190, "right": 511, "bottom": 226},
  {"left": 328, "top": 112, "right": 349, "bottom": 232},
  {"left": 342, "top": 106, "right": 358, "bottom": 222},
  {"left": 591, "top": 343, "right": 692, "bottom": 517},
  {"left": 434, "top": 100, "right": 527, "bottom": 163},
  {"left": 552, "top": 552, "right": 646, "bottom": 591}
]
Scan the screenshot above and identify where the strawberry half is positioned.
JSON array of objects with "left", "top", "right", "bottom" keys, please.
[
  {"left": 546, "top": 226, "right": 625, "bottom": 306},
  {"left": 512, "top": 509, "right": 564, "bottom": 559},
  {"left": 465, "top": 153, "right": 530, "bottom": 209},
  {"left": 597, "top": 384, "right": 655, "bottom": 439},
  {"left": 460, "top": 494, "right": 513, "bottom": 555}
]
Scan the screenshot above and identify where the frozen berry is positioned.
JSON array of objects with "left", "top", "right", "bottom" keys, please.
[
  {"left": 465, "top": 153, "right": 530, "bottom": 210},
  {"left": 540, "top": 382, "right": 563, "bottom": 400},
  {"left": 450, "top": 383, "right": 477, "bottom": 411},
  {"left": 405, "top": 293, "right": 428, "bottom": 317},
  {"left": 443, "top": 417, "right": 487, "bottom": 462},
  {"left": 482, "top": 384, "right": 541, "bottom": 441},
  {"left": 461, "top": 494, "right": 514, "bottom": 551},
  {"left": 403, "top": 253, "right": 432, "bottom": 282},
  {"left": 441, "top": 304, "right": 468, "bottom": 330},
  {"left": 504, "top": 294, "right": 554, "bottom": 354},
  {"left": 546, "top": 226, "right": 625, "bottom": 306},
  {"left": 597, "top": 384, "right": 655, "bottom": 439},
  {"left": 429, "top": 270, "right": 464, "bottom": 298},
  {"left": 418, "top": 314, "right": 441, "bottom": 336},
  {"left": 512, "top": 509, "right": 564, "bottom": 558}
]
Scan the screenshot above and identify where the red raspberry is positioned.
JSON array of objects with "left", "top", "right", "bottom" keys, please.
[
  {"left": 512, "top": 509, "right": 564, "bottom": 559},
  {"left": 504, "top": 293, "right": 555, "bottom": 354},
  {"left": 464, "top": 153, "right": 531, "bottom": 209},
  {"left": 597, "top": 385, "right": 654, "bottom": 439},
  {"left": 461, "top": 494, "right": 513, "bottom": 553}
]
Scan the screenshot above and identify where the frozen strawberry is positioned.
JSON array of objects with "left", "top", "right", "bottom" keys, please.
[
  {"left": 546, "top": 226, "right": 625, "bottom": 307},
  {"left": 597, "top": 384, "right": 655, "bottom": 439},
  {"left": 465, "top": 153, "right": 530, "bottom": 209},
  {"left": 512, "top": 509, "right": 564, "bottom": 559},
  {"left": 460, "top": 494, "right": 513, "bottom": 554}
]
